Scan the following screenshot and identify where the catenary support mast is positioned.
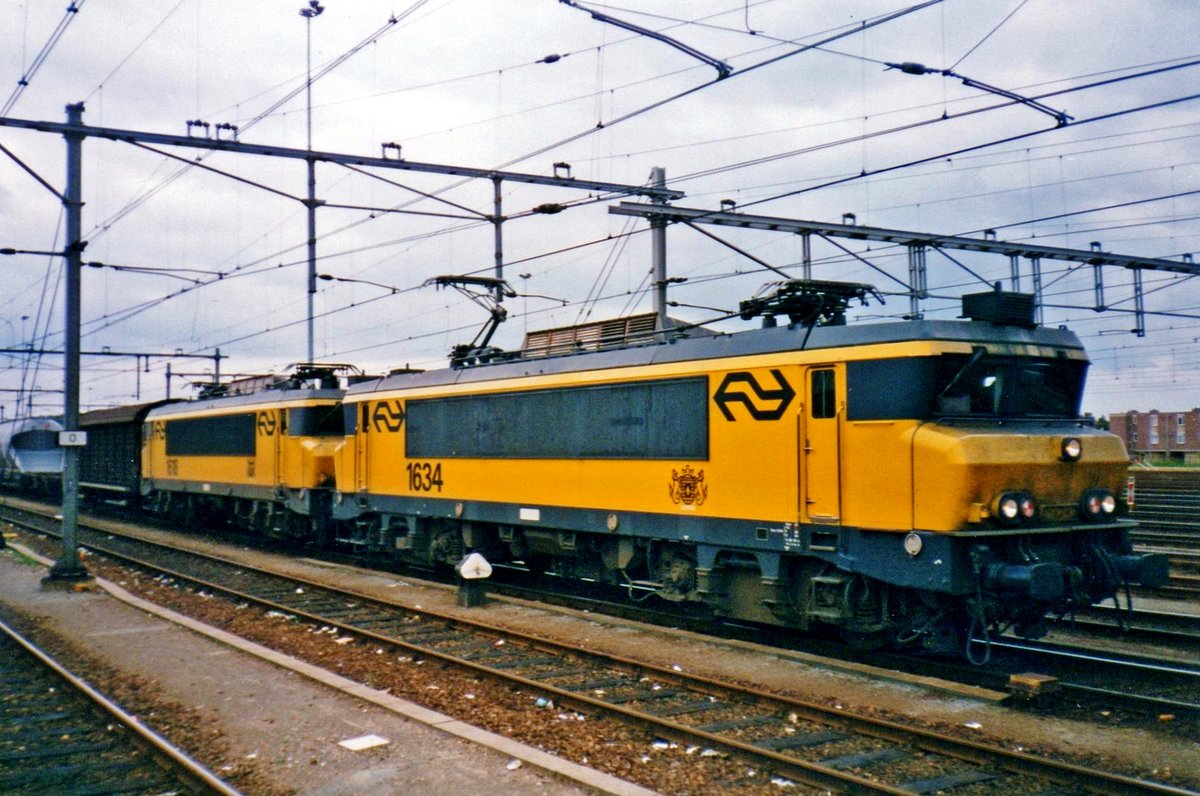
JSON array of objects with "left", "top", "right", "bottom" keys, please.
[{"left": 44, "top": 102, "right": 89, "bottom": 586}]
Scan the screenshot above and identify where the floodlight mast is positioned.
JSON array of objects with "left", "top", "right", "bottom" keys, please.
[{"left": 301, "top": 0, "right": 325, "bottom": 366}]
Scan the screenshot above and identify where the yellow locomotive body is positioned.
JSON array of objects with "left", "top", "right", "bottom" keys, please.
[
  {"left": 143, "top": 383, "right": 344, "bottom": 538},
  {"left": 333, "top": 299, "right": 1165, "bottom": 654}
]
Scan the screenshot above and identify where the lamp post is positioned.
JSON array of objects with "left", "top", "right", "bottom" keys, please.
[{"left": 300, "top": 0, "right": 324, "bottom": 365}]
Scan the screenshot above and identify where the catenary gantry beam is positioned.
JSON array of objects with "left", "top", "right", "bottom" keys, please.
[
  {"left": 0, "top": 115, "right": 685, "bottom": 200},
  {"left": 609, "top": 203, "right": 1199, "bottom": 275}
]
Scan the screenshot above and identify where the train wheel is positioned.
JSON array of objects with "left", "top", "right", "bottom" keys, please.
[
  {"left": 654, "top": 547, "right": 696, "bottom": 602},
  {"left": 838, "top": 574, "right": 896, "bottom": 649},
  {"left": 428, "top": 522, "right": 463, "bottom": 566}
]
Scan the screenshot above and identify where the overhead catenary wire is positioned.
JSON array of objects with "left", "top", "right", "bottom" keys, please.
[
  {"left": 68, "top": 214, "right": 1200, "bottom": 402},
  {"left": 44, "top": 172, "right": 1190, "bottom": 386},
  {"left": 562, "top": 0, "right": 897, "bottom": 69},
  {"left": 947, "top": 0, "right": 1031, "bottom": 71},
  {"left": 72, "top": 216, "right": 493, "bottom": 340},
  {"left": 668, "top": 56, "right": 1200, "bottom": 186},
  {"left": 544, "top": 50, "right": 1200, "bottom": 166},
  {"left": 308, "top": 0, "right": 948, "bottom": 294},
  {"left": 367, "top": 0, "right": 862, "bottom": 143},
  {"left": 1, "top": 0, "right": 87, "bottom": 116},
  {"left": 575, "top": 215, "right": 640, "bottom": 324},
  {"left": 60, "top": 167, "right": 1198, "bottom": 373},
  {"left": 82, "top": 0, "right": 189, "bottom": 102},
  {"left": 84, "top": 2, "right": 430, "bottom": 242},
  {"left": 10, "top": 207, "right": 67, "bottom": 423},
  {"left": 79, "top": 0, "right": 1147, "bottom": 348},
  {"left": 65, "top": 0, "right": 522, "bottom": 320},
  {"left": 739, "top": 90, "right": 1200, "bottom": 212},
  {"left": 7, "top": 2, "right": 1196, "bottom": 414},
  {"left": 489, "top": 0, "right": 945, "bottom": 173},
  {"left": 71, "top": 222, "right": 655, "bottom": 379}
]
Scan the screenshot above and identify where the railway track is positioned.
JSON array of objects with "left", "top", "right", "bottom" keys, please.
[
  {"left": 5, "top": 507, "right": 1197, "bottom": 795},
  {"left": 1129, "top": 469, "right": 1200, "bottom": 538},
  {"left": 486, "top": 570, "right": 1200, "bottom": 723},
  {"left": 986, "top": 635, "right": 1200, "bottom": 713},
  {"left": 8, "top": 495, "right": 1200, "bottom": 715},
  {"left": 0, "top": 616, "right": 239, "bottom": 796},
  {"left": 1129, "top": 469, "right": 1200, "bottom": 596},
  {"left": 1068, "top": 603, "right": 1200, "bottom": 644}
]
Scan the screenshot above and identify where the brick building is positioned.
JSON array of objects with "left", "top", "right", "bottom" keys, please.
[{"left": 1110, "top": 408, "right": 1200, "bottom": 463}]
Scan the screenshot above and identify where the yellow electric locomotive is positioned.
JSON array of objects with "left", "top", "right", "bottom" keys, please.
[
  {"left": 334, "top": 281, "right": 1164, "bottom": 657},
  {"left": 142, "top": 367, "right": 348, "bottom": 540}
]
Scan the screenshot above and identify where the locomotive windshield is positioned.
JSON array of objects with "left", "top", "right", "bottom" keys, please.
[
  {"left": 932, "top": 352, "right": 1084, "bottom": 418},
  {"left": 288, "top": 404, "right": 345, "bottom": 436},
  {"left": 12, "top": 429, "right": 60, "bottom": 451},
  {"left": 846, "top": 352, "right": 1086, "bottom": 421}
]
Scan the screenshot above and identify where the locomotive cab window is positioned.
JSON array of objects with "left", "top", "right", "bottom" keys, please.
[
  {"left": 933, "top": 353, "right": 1083, "bottom": 418},
  {"left": 810, "top": 369, "right": 836, "bottom": 419},
  {"left": 846, "top": 353, "right": 1086, "bottom": 421},
  {"left": 11, "top": 429, "right": 58, "bottom": 450},
  {"left": 288, "top": 405, "right": 345, "bottom": 437}
]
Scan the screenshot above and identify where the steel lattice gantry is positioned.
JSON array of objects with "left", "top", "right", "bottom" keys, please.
[
  {"left": 0, "top": 106, "right": 687, "bottom": 584},
  {"left": 610, "top": 202, "right": 1199, "bottom": 334}
]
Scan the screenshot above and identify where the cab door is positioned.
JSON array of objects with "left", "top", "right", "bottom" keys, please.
[
  {"left": 354, "top": 401, "right": 370, "bottom": 492},
  {"left": 273, "top": 408, "right": 286, "bottom": 487},
  {"left": 253, "top": 408, "right": 281, "bottom": 487},
  {"left": 801, "top": 366, "right": 841, "bottom": 522}
]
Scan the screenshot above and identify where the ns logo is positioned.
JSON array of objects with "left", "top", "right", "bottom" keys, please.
[
  {"left": 367, "top": 400, "right": 405, "bottom": 433},
  {"left": 256, "top": 411, "right": 277, "bottom": 436},
  {"left": 712, "top": 369, "right": 795, "bottom": 421}
]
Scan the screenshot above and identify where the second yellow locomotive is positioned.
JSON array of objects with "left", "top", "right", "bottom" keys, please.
[{"left": 142, "top": 367, "right": 348, "bottom": 540}]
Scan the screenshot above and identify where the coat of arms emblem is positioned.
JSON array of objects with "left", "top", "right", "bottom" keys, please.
[{"left": 669, "top": 466, "right": 707, "bottom": 506}]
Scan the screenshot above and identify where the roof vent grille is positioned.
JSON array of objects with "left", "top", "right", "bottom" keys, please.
[{"left": 961, "top": 286, "right": 1036, "bottom": 327}]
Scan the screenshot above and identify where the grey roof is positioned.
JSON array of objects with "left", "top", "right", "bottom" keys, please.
[
  {"left": 80, "top": 399, "right": 180, "bottom": 428},
  {"left": 349, "top": 318, "right": 1086, "bottom": 397},
  {"left": 145, "top": 388, "right": 344, "bottom": 419}
]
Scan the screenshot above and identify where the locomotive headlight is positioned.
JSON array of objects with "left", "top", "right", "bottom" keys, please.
[
  {"left": 1080, "top": 489, "right": 1116, "bottom": 521},
  {"left": 1061, "top": 437, "right": 1082, "bottom": 461},
  {"left": 994, "top": 491, "right": 1033, "bottom": 526},
  {"left": 997, "top": 494, "right": 1021, "bottom": 523}
]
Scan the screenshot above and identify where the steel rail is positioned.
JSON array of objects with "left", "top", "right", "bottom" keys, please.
[{"left": 0, "top": 615, "right": 242, "bottom": 796}]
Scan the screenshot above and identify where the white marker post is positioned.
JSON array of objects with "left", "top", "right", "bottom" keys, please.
[{"left": 456, "top": 552, "right": 492, "bottom": 607}]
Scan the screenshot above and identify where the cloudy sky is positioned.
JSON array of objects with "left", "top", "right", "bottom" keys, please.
[{"left": 1, "top": 0, "right": 1197, "bottom": 419}]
